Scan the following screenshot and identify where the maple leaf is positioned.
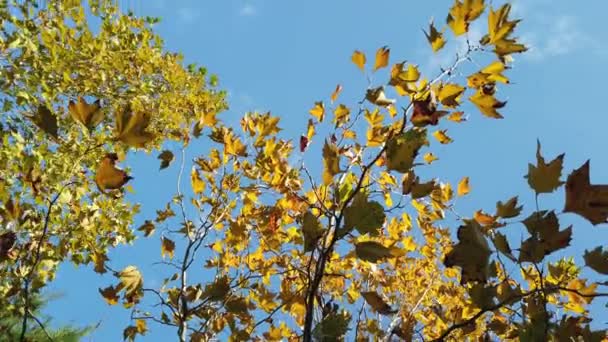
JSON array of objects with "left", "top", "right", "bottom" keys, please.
[
  {"left": 302, "top": 211, "right": 324, "bottom": 252},
  {"left": 446, "top": 0, "right": 485, "bottom": 36},
  {"left": 322, "top": 140, "right": 341, "bottom": 185},
  {"left": 411, "top": 97, "right": 447, "bottom": 127},
  {"left": 373, "top": 46, "right": 390, "bottom": 71},
  {"left": 351, "top": 50, "right": 366, "bottom": 71},
  {"left": 114, "top": 106, "right": 155, "bottom": 148},
  {"left": 27, "top": 105, "right": 58, "bottom": 139},
  {"left": 457, "top": 176, "right": 470, "bottom": 196},
  {"left": 68, "top": 97, "right": 103, "bottom": 130},
  {"left": 333, "top": 104, "right": 350, "bottom": 128},
  {"left": 519, "top": 211, "right": 572, "bottom": 263},
  {"left": 495, "top": 196, "right": 522, "bottom": 218},
  {"left": 161, "top": 237, "right": 175, "bottom": 259},
  {"left": 117, "top": 265, "right": 143, "bottom": 297},
  {"left": 361, "top": 291, "right": 397, "bottom": 314},
  {"left": 424, "top": 21, "right": 446, "bottom": 52},
  {"left": 309, "top": 101, "right": 325, "bottom": 122},
  {"left": 564, "top": 160, "right": 608, "bottom": 225},
  {"left": 330, "top": 84, "right": 342, "bottom": 103},
  {"left": 469, "top": 90, "right": 506, "bottom": 118},
  {"left": 385, "top": 128, "right": 427, "bottom": 173},
  {"left": 343, "top": 193, "right": 386, "bottom": 236},
  {"left": 492, "top": 232, "right": 516, "bottom": 261},
  {"left": 433, "top": 129, "right": 453, "bottom": 144},
  {"left": 95, "top": 153, "right": 132, "bottom": 192},
  {"left": 584, "top": 247, "right": 608, "bottom": 275},
  {"left": 525, "top": 140, "right": 565, "bottom": 194},
  {"left": 355, "top": 241, "right": 393, "bottom": 263},
  {"left": 157, "top": 150, "right": 174, "bottom": 170},
  {"left": 365, "top": 86, "right": 395, "bottom": 107},
  {"left": 443, "top": 220, "right": 492, "bottom": 284}
]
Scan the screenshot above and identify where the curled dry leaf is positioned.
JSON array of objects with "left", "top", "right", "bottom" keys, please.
[{"left": 95, "top": 153, "right": 132, "bottom": 192}]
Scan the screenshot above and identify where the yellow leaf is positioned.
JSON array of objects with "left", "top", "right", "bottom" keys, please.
[
  {"left": 191, "top": 167, "right": 206, "bottom": 194},
  {"left": 437, "top": 83, "right": 465, "bottom": 107},
  {"left": 309, "top": 101, "right": 325, "bottom": 122},
  {"left": 469, "top": 90, "right": 506, "bottom": 118},
  {"left": 373, "top": 46, "right": 390, "bottom": 71},
  {"left": 333, "top": 104, "right": 351, "bottom": 128},
  {"left": 388, "top": 104, "right": 397, "bottom": 117},
  {"left": 457, "top": 176, "right": 470, "bottom": 196},
  {"left": 330, "top": 84, "right": 342, "bottom": 103},
  {"left": 322, "top": 140, "right": 340, "bottom": 185},
  {"left": 135, "top": 319, "right": 147, "bottom": 335},
  {"left": 306, "top": 118, "right": 315, "bottom": 141},
  {"left": 423, "top": 152, "right": 438, "bottom": 164},
  {"left": 95, "top": 153, "right": 132, "bottom": 192},
  {"left": 351, "top": 50, "right": 366, "bottom": 71},
  {"left": 161, "top": 237, "right": 175, "bottom": 259},
  {"left": 447, "top": 0, "right": 486, "bottom": 36},
  {"left": 447, "top": 111, "right": 466, "bottom": 122},
  {"left": 424, "top": 21, "right": 446, "bottom": 52},
  {"left": 433, "top": 129, "right": 453, "bottom": 144}
]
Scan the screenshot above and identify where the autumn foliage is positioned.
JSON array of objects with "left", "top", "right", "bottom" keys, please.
[{"left": 1, "top": 0, "right": 607, "bottom": 341}]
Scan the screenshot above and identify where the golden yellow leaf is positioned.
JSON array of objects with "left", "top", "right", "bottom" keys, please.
[
  {"left": 447, "top": 0, "right": 485, "bottom": 36},
  {"left": 457, "top": 176, "right": 470, "bottom": 196},
  {"left": 424, "top": 152, "right": 438, "bottom": 164},
  {"left": 322, "top": 140, "right": 340, "bottom": 185},
  {"left": 469, "top": 90, "right": 506, "bottom": 118},
  {"left": 447, "top": 111, "right": 466, "bottom": 122},
  {"left": 433, "top": 129, "right": 453, "bottom": 144},
  {"left": 191, "top": 167, "right": 206, "bottom": 194},
  {"left": 424, "top": 21, "right": 446, "bottom": 52},
  {"left": 330, "top": 84, "right": 342, "bottom": 103},
  {"left": 361, "top": 291, "right": 396, "bottom": 314},
  {"left": 309, "top": 101, "right": 325, "bottom": 122},
  {"left": 333, "top": 104, "right": 350, "bottom": 128},
  {"left": 351, "top": 50, "right": 366, "bottom": 71},
  {"left": 373, "top": 46, "right": 390, "bottom": 71}
]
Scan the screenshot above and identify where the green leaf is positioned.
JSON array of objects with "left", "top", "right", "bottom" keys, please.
[
  {"left": 355, "top": 241, "right": 392, "bottom": 263},
  {"left": 343, "top": 193, "right": 385, "bottom": 236}
]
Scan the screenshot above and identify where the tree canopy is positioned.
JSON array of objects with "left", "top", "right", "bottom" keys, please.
[{"left": 1, "top": 0, "right": 607, "bottom": 341}]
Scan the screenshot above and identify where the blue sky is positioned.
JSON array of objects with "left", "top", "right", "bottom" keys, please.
[{"left": 45, "top": 0, "right": 608, "bottom": 340}]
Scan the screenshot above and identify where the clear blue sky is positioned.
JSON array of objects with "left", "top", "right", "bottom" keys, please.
[{"left": 45, "top": 0, "right": 608, "bottom": 340}]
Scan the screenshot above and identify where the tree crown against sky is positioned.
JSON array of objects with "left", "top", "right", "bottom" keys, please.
[{"left": 1, "top": 0, "right": 608, "bottom": 341}]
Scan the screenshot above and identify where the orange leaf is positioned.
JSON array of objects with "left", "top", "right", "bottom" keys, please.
[{"left": 373, "top": 46, "right": 390, "bottom": 71}]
